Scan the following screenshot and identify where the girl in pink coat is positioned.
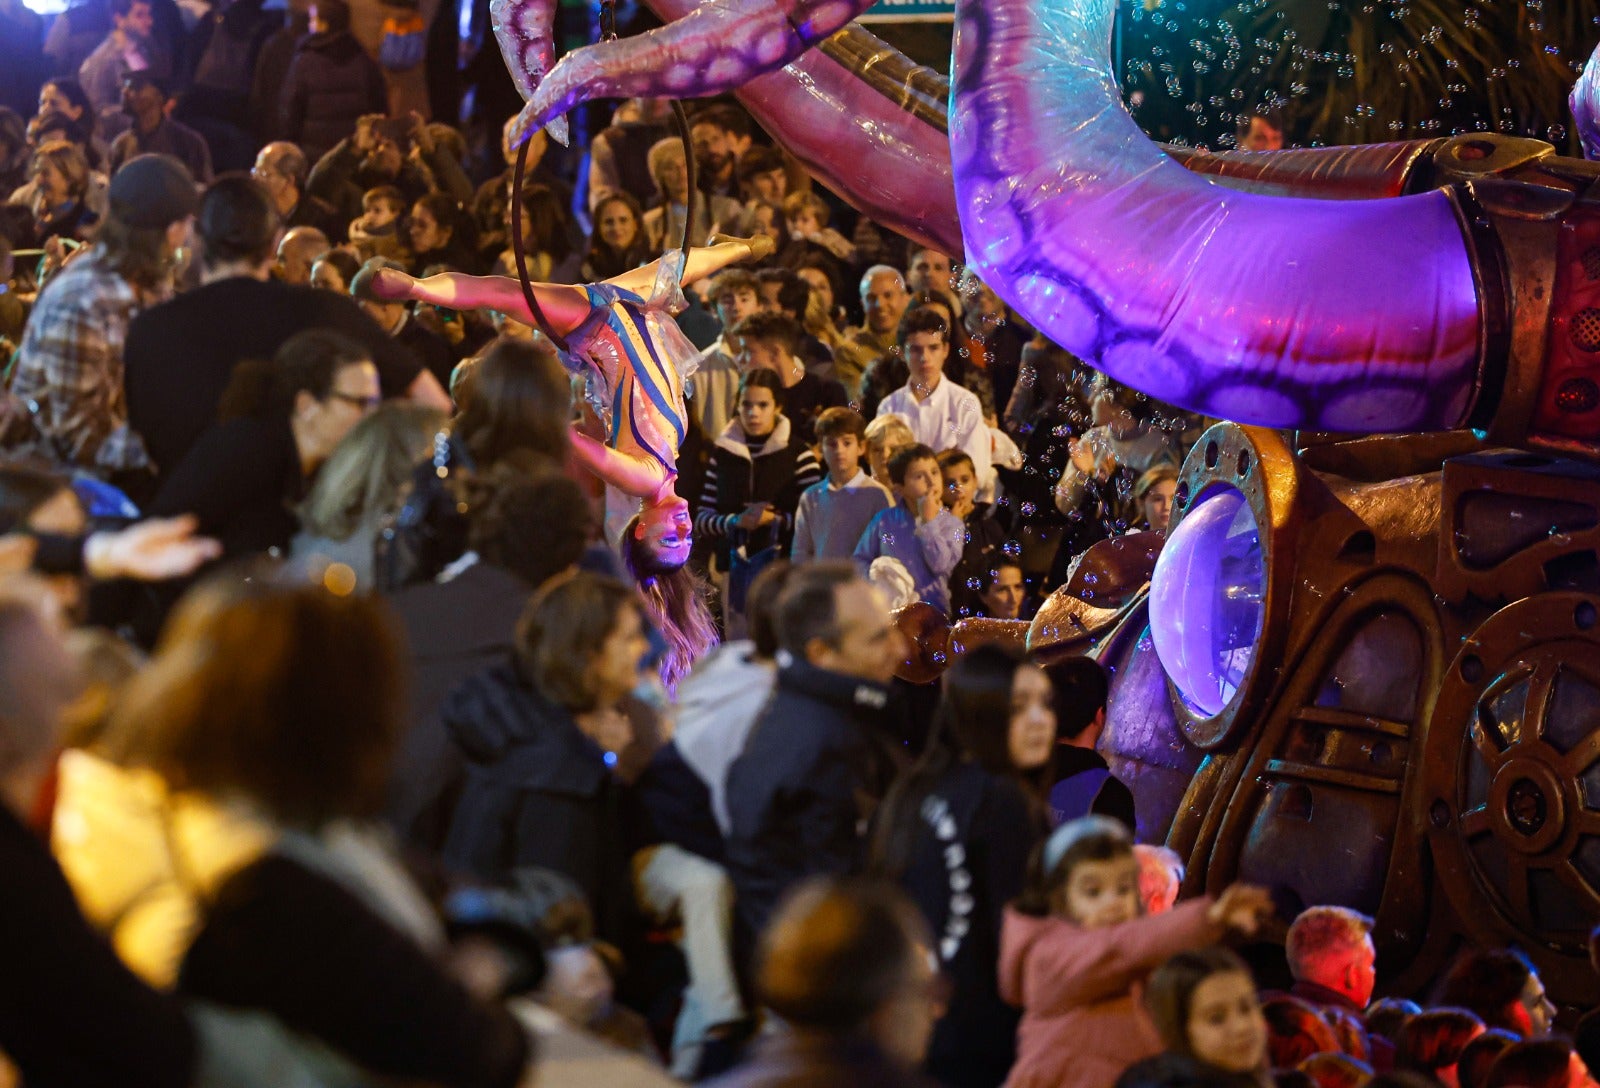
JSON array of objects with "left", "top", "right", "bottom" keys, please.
[{"left": 997, "top": 816, "right": 1271, "bottom": 1088}]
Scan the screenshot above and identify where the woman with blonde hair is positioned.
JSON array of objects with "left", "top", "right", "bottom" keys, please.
[
  {"left": 15, "top": 139, "right": 95, "bottom": 245},
  {"left": 293, "top": 402, "right": 446, "bottom": 590}
]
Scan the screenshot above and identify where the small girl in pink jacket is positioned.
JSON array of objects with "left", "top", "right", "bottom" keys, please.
[{"left": 998, "top": 816, "right": 1271, "bottom": 1088}]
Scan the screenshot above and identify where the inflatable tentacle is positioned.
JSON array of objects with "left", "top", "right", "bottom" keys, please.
[
  {"left": 1573, "top": 41, "right": 1600, "bottom": 161},
  {"left": 491, "top": 0, "right": 568, "bottom": 145},
  {"left": 507, "top": 0, "right": 877, "bottom": 147},
  {"left": 949, "top": 0, "right": 1484, "bottom": 432}
]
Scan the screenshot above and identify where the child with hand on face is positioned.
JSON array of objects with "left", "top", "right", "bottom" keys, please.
[
  {"left": 853, "top": 442, "right": 965, "bottom": 615},
  {"left": 780, "top": 191, "right": 857, "bottom": 265},
  {"left": 998, "top": 816, "right": 1272, "bottom": 1088}
]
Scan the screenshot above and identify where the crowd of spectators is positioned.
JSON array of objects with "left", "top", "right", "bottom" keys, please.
[{"left": 0, "top": 3, "right": 1596, "bottom": 1088}]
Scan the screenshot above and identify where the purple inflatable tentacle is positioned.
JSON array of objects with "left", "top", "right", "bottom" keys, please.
[
  {"left": 490, "top": 0, "right": 568, "bottom": 145},
  {"left": 507, "top": 0, "right": 877, "bottom": 147},
  {"left": 949, "top": 0, "right": 1485, "bottom": 433},
  {"left": 1573, "top": 41, "right": 1600, "bottom": 161}
]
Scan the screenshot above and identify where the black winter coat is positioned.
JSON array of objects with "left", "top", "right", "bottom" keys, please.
[
  {"left": 280, "top": 30, "right": 386, "bottom": 161},
  {"left": 694, "top": 415, "right": 821, "bottom": 566},
  {"left": 723, "top": 660, "right": 900, "bottom": 947},
  {"left": 884, "top": 761, "right": 1042, "bottom": 1088},
  {"left": 440, "top": 660, "right": 640, "bottom": 948}
]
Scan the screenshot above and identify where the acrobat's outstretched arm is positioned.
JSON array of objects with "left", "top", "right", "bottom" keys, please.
[{"left": 569, "top": 427, "right": 672, "bottom": 499}]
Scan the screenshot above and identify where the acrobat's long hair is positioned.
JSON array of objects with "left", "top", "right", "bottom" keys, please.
[{"left": 620, "top": 515, "right": 719, "bottom": 692}]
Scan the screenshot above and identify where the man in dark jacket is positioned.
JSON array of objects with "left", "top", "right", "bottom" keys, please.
[
  {"left": 723, "top": 561, "right": 909, "bottom": 949},
  {"left": 1043, "top": 656, "right": 1137, "bottom": 833},
  {"left": 278, "top": 0, "right": 385, "bottom": 162},
  {"left": 706, "top": 878, "right": 939, "bottom": 1088}
]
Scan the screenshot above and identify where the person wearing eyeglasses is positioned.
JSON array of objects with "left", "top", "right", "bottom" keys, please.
[{"left": 147, "top": 328, "right": 379, "bottom": 571}]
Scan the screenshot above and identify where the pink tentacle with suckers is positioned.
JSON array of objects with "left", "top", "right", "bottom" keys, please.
[
  {"left": 503, "top": 0, "right": 876, "bottom": 147},
  {"left": 490, "top": 0, "right": 567, "bottom": 145}
]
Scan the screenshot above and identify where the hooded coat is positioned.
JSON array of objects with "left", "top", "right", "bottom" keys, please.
[{"left": 279, "top": 29, "right": 386, "bottom": 162}]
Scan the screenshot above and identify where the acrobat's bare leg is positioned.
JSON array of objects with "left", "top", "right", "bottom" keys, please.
[
  {"left": 604, "top": 233, "right": 777, "bottom": 298},
  {"left": 352, "top": 264, "right": 593, "bottom": 335}
]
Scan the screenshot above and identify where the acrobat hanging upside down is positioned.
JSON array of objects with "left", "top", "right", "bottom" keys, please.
[{"left": 353, "top": 232, "right": 773, "bottom": 574}]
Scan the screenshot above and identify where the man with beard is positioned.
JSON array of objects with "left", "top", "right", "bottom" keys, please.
[{"left": 689, "top": 105, "right": 750, "bottom": 200}]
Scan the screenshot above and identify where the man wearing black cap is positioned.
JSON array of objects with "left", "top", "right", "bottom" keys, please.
[
  {"left": 108, "top": 72, "right": 212, "bottom": 183},
  {"left": 11, "top": 153, "right": 195, "bottom": 495}
]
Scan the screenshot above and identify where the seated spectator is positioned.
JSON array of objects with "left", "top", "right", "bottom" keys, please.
[
  {"left": 1285, "top": 906, "right": 1381, "bottom": 1061},
  {"left": 641, "top": 137, "right": 740, "bottom": 251},
  {"left": 278, "top": 0, "right": 385, "bottom": 163},
  {"left": 712, "top": 877, "right": 940, "bottom": 1088},
  {"left": 12, "top": 138, "right": 98, "bottom": 245},
  {"left": 853, "top": 443, "right": 964, "bottom": 615},
  {"left": 976, "top": 559, "right": 1029, "bottom": 620},
  {"left": 1484, "top": 1039, "right": 1596, "bottom": 1088},
  {"left": 96, "top": 571, "right": 533, "bottom": 1085},
  {"left": 864, "top": 412, "right": 916, "bottom": 487},
  {"left": 1143, "top": 947, "right": 1272, "bottom": 1087},
  {"left": 939, "top": 447, "right": 1011, "bottom": 619},
  {"left": 441, "top": 571, "right": 651, "bottom": 949},
  {"left": 1136, "top": 844, "right": 1186, "bottom": 917},
  {"left": 724, "top": 562, "right": 909, "bottom": 946},
  {"left": 1436, "top": 948, "right": 1555, "bottom": 1038},
  {"left": 581, "top": 191, "right": 651, "bottom": 281},
  {"left": 1045, "top": 656, "right": 1137, "bottom": 830},
  {"left": 275, "top": 223, "right": 329, "bottom": 285},
  {"left": 1263, "top": 995, "right": 1343, "bottom": 1070},
  {"left": 870, "top": 645, "right": 1055, "bottom": 1088},
  {"left": 11, "top": 153, "right": 197, "bottom": 486},
  {"left": 1459, "top": 1030, "right": 1519, "bottom": 1088},
  {"left": 1001, "top": 816, "right": 1272, "bottom": 1088},
  {"left": 877, "top": 307, "right": 991, "bottom": 492},
  {"left": 291, "top": 402, "right": 443, "bottom": 590},
  {"left": 147, "top": 329, "right": 379, "bottom": 562},
  {"left": 1395, "top": 1008, "right": 1485, "bottom": 1088},
  {"left": 793, "top": 406, "right": 892, "bottom": 562},
  {"left": 349, "top": 183, "right": 407, "bottom": 260},
  {"left": 780, "top": 190, "right": 856, "bottom": 267},
  {"left": 252, "top": 141, "right": 341, "bottom": 236},
  {"left": 408, "top": 191, "right": 478, "bottom": 276},
  {"left": 33, "top": 78, "right": 104, "bottom": 168},
  {"left": 731, "top": 311, "right": 847, "bottom": 445},
  {"left": 695, "top": 367, "right": 821, "bottom": 630},
  {"left": 108, "top": 73, "right": 212, "bottom": 183}
]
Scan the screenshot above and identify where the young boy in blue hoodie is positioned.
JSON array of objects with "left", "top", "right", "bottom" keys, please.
[{"left": 852, "top": 442, "right": 964, "bottom": 615}]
